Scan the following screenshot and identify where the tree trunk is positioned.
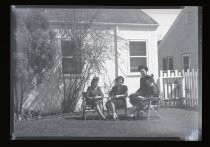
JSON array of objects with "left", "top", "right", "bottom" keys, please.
[
  {"left": 11, "top": 7, "right": 18, "bottom": 116},
  {"left": 19, "top": 79, "right": 25, "bottom": 115},
  {"left": 14, "top": 81, "right": 18, "bottom": 115}
]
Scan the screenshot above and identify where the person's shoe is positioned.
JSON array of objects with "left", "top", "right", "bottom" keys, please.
[
  {"left": 102, "top": 117, "right": 107, "bottom": 121},
  {"left": 99, "top": 115, "right": 107, "bottom": 120},
  {"left": 136, "top": 110, "right": 145, "bottom": 120},
  {"left": 113, "top": 114, "right": 119, "bottom": 121},
  {"left": 126, "top": 114, "right": 134, "bottom": 120}
]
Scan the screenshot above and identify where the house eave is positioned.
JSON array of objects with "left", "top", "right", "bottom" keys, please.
[{"left": 49, "top": 20, "right": 159, "bottom": 28}]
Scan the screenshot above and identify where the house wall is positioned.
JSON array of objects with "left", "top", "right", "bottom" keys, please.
[
  {"left": 55, "top": 25, "right": 159, "bottom": 108},
  {"left": 116, "top": 26, "right": 158, "bottom": 93},
  {"left": 158, "top": 7, "right": 199, "bottom": 72},
  {"left": 99, "top": 26, "right": 159, "bottom": 107}
]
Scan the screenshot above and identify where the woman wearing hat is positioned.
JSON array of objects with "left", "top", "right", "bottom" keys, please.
[
  {"left": 129, "top": 65, "right": 159, "bottom": 118},
  {"left": 106, "top": 76, "right": 128, "bottom": 120}
]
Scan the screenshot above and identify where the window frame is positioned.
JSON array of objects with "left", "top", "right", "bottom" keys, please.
[
  {"left": 61, "top": 39, "right": 83, "bottom": 75},
  {"left": 182, "top": 53, "right": 190, "bottom": 72},
  {"left": 127, "top": 39, "right": 148, "bottom": 76},
  {"left": 168, "top": 56, "right": 173, "bottom": 70},
  {"left": 162, "top": 56, "right": 173, "bottom": 71},
  {"left": 162, "top": 57, "right": 168, "bottom": 70}
]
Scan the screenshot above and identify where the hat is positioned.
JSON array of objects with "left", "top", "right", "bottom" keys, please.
[
  {"left": 115, "top": 76, "right": 124, "bottom": 84},
  {"left": 138, "top": 65, "right": 148, "bottom": 72},
  {"left": 91, "top": 77, "right": 99, "bottom": 85}
]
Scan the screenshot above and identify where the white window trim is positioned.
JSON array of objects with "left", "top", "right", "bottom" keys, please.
[
  {"left": 182, "top": 53, "right": 190, "bottom": 71},
  {"left": 127, "top": 39, "right": 148, "bottom": 76}
]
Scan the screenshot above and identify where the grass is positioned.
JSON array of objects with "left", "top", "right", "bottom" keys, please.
[{"left": 13, "top": 107, "right": 200, "bottom": 140}]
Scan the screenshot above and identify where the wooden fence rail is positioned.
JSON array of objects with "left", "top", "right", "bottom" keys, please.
[{"left": 159, "top": 69, "right": 199, "bottom": 109}]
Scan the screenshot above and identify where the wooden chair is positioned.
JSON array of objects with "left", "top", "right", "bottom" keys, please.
[
  {"left": 105, "top": 93, "right": 129, "bottom": 119},
  {"left": 140, "top": 97, "right": 162, "bottom": 121},
  {"left": 145, "top": 97, "right": 162, "bottom": 121},
  {"left": 81, "top": 92, "right": 106, "bottom": 120},
  {"left": 81, "top": 92, "right": 95, "bottom": 120}
]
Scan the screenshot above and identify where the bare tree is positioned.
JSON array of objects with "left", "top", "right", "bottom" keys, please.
[
  {"left": 57, "top": 10, "right": 120, "bottom": 113},
  {"left": 13, "top": 8, "right": 127, "bottom": 115}
]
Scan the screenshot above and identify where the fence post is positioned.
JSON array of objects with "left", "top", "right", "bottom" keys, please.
[
  {"left": 175, "top": 70, "right": 178, "bottom": 77},
  {"left": 195, "top": 69, "right": 198, "bottom": 107},
  {"left": 182, "top": 70, "right": 186, "bottom": 106},
  {"left": 191, "top": 69, "right": 195, "bottom": 107},
  {"left": 159, "top": 70, "right": 163, "bottom": 100},
  {"left": 174, "top": 70, "right": 179, "bottom": 99},
  {"left": 163, "top": 72, "right": 168, "bottom": 102},
  {"left": 167, "top": 70, "right": 171, "bottom": 78},
  {"left": 187, "top": 69, "right": 192, "bottom": 107}
]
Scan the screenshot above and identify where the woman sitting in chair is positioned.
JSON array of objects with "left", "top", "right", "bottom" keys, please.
[
  {"left": 86, "top": 77, "right": 106, "bottom": 120},
  {"left": 106, "top": 76, "right": 128, "bottom": 120},
  {"left": 129, "top": 74, "right": 159, "bottom": 118}
]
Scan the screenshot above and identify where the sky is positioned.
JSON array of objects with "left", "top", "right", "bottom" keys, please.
[{"left": 142, "top": 9, "right": 183, "bottom": 41}]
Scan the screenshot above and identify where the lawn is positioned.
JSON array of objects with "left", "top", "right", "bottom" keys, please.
[{"left": 13, "top": 107, "right": 200, "bottom": 140}]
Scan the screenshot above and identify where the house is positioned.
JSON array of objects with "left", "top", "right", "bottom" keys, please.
[
  {"left": 19, "top": 8, "right": 159, "bottom": 113},
  {"left": 43, "top": 8, "right": 159, "bottom": 108},
  {"left": 158, "top": 7, "right": 199, "bottom": 73}
]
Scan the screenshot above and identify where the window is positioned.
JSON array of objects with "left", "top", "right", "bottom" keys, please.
[
  {"left": 182, "top": 54, "right": 190, "bottom": 72},
  {"left": 162, "top": 56, "right": 173, "bottom": 70},
  {"left": 129, "top": 41, "right": 147, "bottom": 73},
  {"left": 168, "top": 57, "right": 173, "bottom": 70},
  {"left": 61, "top": 40, "right": 83, "bottom": 74},
  {"left": 162, "top": 58, "right": 167, "bottom": 70}
]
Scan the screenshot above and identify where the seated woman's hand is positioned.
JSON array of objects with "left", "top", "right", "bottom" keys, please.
[
  {"left": 114, "top": 95, "right": 119, "bottom": 99},
  {"left": 137, "top": 96, "right": 145, "bottom": 99},
  {"left": 94, "top": 95, "right": 102, "bottom": 99}
]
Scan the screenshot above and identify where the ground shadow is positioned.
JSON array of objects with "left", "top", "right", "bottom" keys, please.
[
  {"left": 65, "top": 115, "right": 100, "bottom": 120},
  {"left": 64, "top": 113, "right": 157, "bottom": 121}
]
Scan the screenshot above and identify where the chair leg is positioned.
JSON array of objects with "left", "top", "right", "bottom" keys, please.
[
  {"left": 147, "top": 101, "right": 151, "bottom": 121},
  {"left": 151, "top": 107, "right": 162, "bottom": 119},
  {"left": 82, "top": 108, "right": 86, "bottom": 120},
  {"left": 125, "top": 99, "right": 127, "bottom": 117}
]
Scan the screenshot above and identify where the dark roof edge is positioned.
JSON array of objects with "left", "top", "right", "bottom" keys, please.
[
  {"left": 49, "top": 21, "right": 159, "bottom": 27},
  {"left": 158, "top": 8, "right": 185, "bottom": 49},
  {"left": 139, "top": 9, "right": 158, "bottom": 25}
]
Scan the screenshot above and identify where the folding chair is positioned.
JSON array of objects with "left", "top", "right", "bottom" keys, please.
[
  {"left": 81, "top": 92, "right": 95, "bottom": 120},
  {"left": 143, "top": 97, "right": 162, "bottom": 121},
  {"left": 106, "top": 95, "right": 129, "bottom": 119},
  {"left": 81, "top": 92, "right": 105, "bottom": 120}
]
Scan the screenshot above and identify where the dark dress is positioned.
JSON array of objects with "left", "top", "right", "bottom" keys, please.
[
  {"left": 108, "top": 85, "right": 128, "bottom": 109},
  {"left": 86, "top": 86, "right": 104, "bottom": 108},
  {"left": 129, "top": 75, "right": 159, "bottom": 106},
  {"left": 147, "top": 83, "right": 159, "bottom": 105},
  {"left": 136, "top": 75, "right": 150, "bottom": 96}
]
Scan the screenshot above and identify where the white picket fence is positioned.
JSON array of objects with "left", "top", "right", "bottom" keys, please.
[{"left": 159, "top": 69, "right": 199, "bottom": 109}]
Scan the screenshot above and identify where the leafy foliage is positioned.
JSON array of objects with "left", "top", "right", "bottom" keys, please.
[
  {"left": 13, "top": 8, "right": 58, "bottom": 116},
  {"left": 24, "top": 10, "right": 57, "bottom": 85}
]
